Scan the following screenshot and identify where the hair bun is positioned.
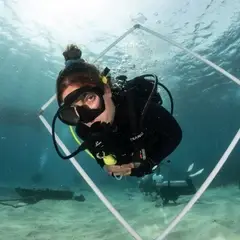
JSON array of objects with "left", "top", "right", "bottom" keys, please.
[{"left": 63, "top": 44, "right": 82, "bottom": 61}]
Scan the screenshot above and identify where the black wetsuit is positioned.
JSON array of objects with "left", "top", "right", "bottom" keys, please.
[{"left": 76, "top": 81, "right": 182, "bottom": 177}]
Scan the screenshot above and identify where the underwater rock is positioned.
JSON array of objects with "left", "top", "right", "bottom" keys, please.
[
  {"left": 73, "top": 194, "right": 85, "bottom": 202},
  {"left": 15, "top": 187, "right": 86, "bottom": 204}
]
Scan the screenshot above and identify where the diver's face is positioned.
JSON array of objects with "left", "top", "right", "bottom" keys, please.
[{"left": 62, "top": 84, "right": 115, "bottom": 127}]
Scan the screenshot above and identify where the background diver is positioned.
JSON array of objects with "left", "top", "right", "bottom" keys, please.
[
  {"left": 139, "top": 162, "right": 204, "bottom": 207},
  {"left": 51, "top": 44, "right": 182, "bottom": 178}
]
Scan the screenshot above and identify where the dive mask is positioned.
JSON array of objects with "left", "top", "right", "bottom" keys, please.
[
  {"left": 51, "top": 85, "right": 106, "bottom": 160},
  {"left": 58, "top": 85, "right": 105, "bottom": 126}
]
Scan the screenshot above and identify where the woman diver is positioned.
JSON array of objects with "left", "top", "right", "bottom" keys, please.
[{"left": 51, "top": 44, "right": 182, "bottom": 178}]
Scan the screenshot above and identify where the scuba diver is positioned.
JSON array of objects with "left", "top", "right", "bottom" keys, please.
[
  {"left": 52, "top": 44, "right": 182, "bottom": 178},
  {"left": 138, "top": 163, "right": 204, "bottom": 207}
]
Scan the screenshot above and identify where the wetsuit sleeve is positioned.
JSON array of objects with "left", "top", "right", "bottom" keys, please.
[
  {"left": 145, "top": 103, "right": 182, "bottom": 163},
  {"left": 131, "top": 103, "right": 182, "bottom": 177}
]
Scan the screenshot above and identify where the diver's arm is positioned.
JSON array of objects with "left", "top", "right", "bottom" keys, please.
[
  {"left": 143, "top": 103, "right": 182, "bottom": 164},
  {"left": 75, "top": 134, "right": 133, "bottom": 176},
  {"left": 130, "top": 103, "right": 182, "bottom": 177},
  {"left": 79, "top": 136, "right": 135, "bottom": 175},
  {"left": 80, "top": 142, "right": 134, "bottom": 176}
]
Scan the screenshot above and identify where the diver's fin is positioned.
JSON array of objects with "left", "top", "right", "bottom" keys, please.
[
  {"left": 189, "top": 168, "right": 204, "bottom": 178},
  {"left": 187, "top": 163, "right": 194, "bottom": 172}
]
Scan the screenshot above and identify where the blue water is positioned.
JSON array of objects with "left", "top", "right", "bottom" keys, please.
[{"left": 0, "top": 0, "right": 240, "bottom": 239}]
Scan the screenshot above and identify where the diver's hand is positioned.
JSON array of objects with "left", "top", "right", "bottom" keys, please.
[{"left": 104, "top": 163, "right": 135, "bottom": 176}]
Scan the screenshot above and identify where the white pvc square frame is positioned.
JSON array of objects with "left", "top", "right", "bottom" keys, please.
[{"left": 38, "top": 24, "right": 240, "bottom": 240}]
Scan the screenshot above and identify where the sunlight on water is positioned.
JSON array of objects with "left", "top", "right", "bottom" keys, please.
[{"left": 2, "top": 0, "right": 238, "bottom": 54}]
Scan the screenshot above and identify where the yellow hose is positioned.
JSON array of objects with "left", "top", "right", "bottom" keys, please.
[{"left": 69, "top": 126, "right": 116, "bottom": 165}]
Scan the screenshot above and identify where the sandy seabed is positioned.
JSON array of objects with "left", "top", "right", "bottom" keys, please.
[{"left": 0, "top": 184, "right": 239, "bottom": 240}]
